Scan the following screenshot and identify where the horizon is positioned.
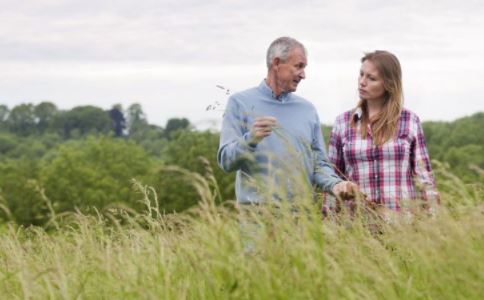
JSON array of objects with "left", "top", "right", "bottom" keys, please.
[{"left": 1, "top": 100, "right": 481, "bottom": 130}]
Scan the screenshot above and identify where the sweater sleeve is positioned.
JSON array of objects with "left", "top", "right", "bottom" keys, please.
[
  {"left": 312, "top": 113, "right": 342, "bottom": 193},
  {"left": 217, "top": 96, "right": 256, "bottom": 172}
]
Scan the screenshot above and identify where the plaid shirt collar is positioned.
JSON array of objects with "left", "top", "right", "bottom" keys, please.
[{"left": 353, "top": 107, "right": 363, "bottom": 121}]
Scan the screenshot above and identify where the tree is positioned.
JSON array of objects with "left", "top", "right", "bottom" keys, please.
[
  {"left": 126, "top": 103, "right": 148, "bottom": 135},
  {"left": 0, "top": 158, "right": 46, "bottom": 225},
  {"left": 0, "top": 133, "right": 18, "bottom": 156},
  {"left": 132, "top": 124, "right": 166, "bottom": 156},
  {"left": 149, "top": 130, "right": 235, "bottom": 212},
  {"left": 0, "top": 105, "right": 9, "bottom": 130},
  {"left": 34, "top": 101, "right": 58, "bottom": 133},
  {"left": 53, "top": 106, "right": 112, "bottom": 139},
  {"left": 7, "top": 103, "right": 36, "bottom": 136},
  {"left": 124, "top": 103, "right": 167, "bottom": 154},
  {"left": 422, "top": 121, "right": 450, "bottom": 160},
  {"left": 446, "top": 112, "right": 484, "bottom": 148},
  {"left": 443, "top": 144, "right": 484, "bottom": 182},
  {"left": 0, "top": 133, "right": 60, "bottom": 160},
  {"left": 41, "top": 137, "right": 154, "bottom": 213},
  {"left": 109, "top": 104, "right": 126, "bottom": 137},
  {"left": 164, "top": 118, "right": 191, "bottom": 139}
]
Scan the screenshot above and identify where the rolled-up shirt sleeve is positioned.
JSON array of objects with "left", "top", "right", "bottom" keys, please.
[{"left": 411, "top": 115, "right": 439, "bottom": 203}]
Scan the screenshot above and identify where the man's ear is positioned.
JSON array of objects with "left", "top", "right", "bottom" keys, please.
[{"left": 273, "top": 57, "right": 281, "bottom": 70}]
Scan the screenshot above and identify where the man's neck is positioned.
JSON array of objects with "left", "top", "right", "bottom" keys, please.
[{"left": 265, "top": 74, "right": 283, "bottom": 99}]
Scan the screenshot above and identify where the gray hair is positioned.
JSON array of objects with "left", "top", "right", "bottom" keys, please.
[{"left": 266, "top": 37, "right": 307, "bottom": 69}]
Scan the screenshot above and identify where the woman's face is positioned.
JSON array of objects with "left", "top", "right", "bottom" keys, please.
[{"left": 358, "top": 60, "right": 386, "bottom": 103}]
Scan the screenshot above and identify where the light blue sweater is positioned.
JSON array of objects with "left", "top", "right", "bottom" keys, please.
[{"left": 217, "top": 80, "right": 341, "bottom": 204}]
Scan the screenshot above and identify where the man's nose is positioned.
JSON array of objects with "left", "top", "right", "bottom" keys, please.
[{"left": 299, "top": 69, "right": 306, "bottom": 79}]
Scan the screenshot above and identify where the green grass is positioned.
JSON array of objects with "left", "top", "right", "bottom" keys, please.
[{"left": 0, "top": 174, "right": 483, "bottom": 299}]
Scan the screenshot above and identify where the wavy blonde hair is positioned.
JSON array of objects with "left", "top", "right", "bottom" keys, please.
[{"left": 351, "top": 50, "right": 403, "bottom": 146}]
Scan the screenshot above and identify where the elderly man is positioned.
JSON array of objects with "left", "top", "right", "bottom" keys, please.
[{"left": 218, "top": 37, "right": 356, "bottom": 204}]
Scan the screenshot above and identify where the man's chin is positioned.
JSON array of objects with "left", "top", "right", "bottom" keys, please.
[{"left": 282, "top": 84, "right": 298, "bottom": 94}]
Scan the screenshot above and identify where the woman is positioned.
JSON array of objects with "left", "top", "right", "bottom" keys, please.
[{"left": 326, "top": 50, "right": 438, "bottom": 215}]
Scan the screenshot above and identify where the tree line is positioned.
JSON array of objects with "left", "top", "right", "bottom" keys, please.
[
  {"left": 0, "top": 102, "right": 482, "bottom": 226},
  {"left": 0, "top": 102, "right": 190, "bottom": 140}
]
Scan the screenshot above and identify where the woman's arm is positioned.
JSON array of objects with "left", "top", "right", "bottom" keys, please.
[
  {"left": 328, "top": 117, "right": 346, "bottom": 177},
  {"left": 411, "top": 114, "right": 440, "bottom": 205}
]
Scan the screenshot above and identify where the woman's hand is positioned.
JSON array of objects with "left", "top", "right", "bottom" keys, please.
[{"left": 332, "top": 181, "right": 361, "bottom": 200}]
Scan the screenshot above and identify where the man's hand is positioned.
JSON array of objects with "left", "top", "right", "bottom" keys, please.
[
  {"left": 332, "top": 181, "right": 360, "bottom": 200},
  {"left": 248, "top": 116, "right": 277, "bottom": 145}
]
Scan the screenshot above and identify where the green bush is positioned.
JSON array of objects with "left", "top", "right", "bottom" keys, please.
[{"left": 41, "top": 136, "right": 153, "bottom": 214}]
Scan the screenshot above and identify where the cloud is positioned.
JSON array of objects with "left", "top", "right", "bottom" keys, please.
[{"left": 0, "top": 0, "right": 483, "bottom": 127}]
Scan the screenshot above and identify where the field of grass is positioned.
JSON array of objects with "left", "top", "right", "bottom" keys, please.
[{"left": 0, "top": 174, "right": 483, "bottom": 299}]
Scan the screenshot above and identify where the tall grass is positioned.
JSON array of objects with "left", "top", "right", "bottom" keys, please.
[{"left": 0, "top": 166, "right": 483, "bottom": 299}]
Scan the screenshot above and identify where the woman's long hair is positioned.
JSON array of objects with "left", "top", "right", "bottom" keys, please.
[{"left": 351, "top": 51, "right": 403, "bottom": 146}]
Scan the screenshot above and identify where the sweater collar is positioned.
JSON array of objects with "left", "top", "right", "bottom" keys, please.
[{"left": 259, "top": 79, "right": 290, "bottom": 103}]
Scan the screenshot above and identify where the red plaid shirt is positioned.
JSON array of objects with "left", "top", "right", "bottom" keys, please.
[{"left": 327, "top": 108, "right": 438, "bottom": 211}]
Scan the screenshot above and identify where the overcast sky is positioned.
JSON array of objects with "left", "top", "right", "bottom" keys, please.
[{"left": 1, "top": 0, "right": 483, "bottom": 128}]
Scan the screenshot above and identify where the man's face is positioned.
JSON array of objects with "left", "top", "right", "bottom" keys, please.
[{"left": 275, "top": 47, "right": 307, "bottom": 93}]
